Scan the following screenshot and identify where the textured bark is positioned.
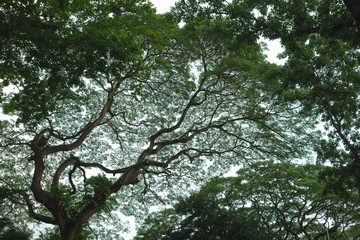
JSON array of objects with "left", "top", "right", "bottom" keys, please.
[
  {"left": 60, "top": 223, "right": 81, "bottom": 240},
  {"left": 343, "top": 0, "right": 360, "bottom": 29},
  {"left": 26, "top": 83, "right": 123, "bottom": 239}
]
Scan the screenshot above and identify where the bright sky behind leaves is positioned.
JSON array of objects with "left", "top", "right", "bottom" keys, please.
[
  {"left": 151, "top": 0, "right": 285, "bottom": 64},
  {"left": 151, "top": 0, "right": 178, "bottom": 13}
]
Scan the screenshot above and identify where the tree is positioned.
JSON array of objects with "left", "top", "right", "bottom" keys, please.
[
  {"left": 173, "top": 0, "right": 360, "bottom": 191},
  {"left": 136, "top": 161, "right": 360, "bottom": 240},
  {"left": 234, "top": 161, "right": 360, "bottom": 239},
  {"left": 0, "top": 218, "right": 30, "bottom": 240},
  {"left": 250, "top": 0, "right": 360, "bottom": 191},
  {"left": 0, "top": 187, "right": 30, "bottom": 240},
  {"left": 135, "top": 183, "right": 273, "bottom": 240},
  {"left": 0, "top": 0, "right": 313, "bottom": 239}
]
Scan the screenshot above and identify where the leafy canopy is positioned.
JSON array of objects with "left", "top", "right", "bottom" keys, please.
[
  {"left": 2, "top": 0, "right": 360, "bottom": 238},
  {"left": 136, "top": 161, "right": 360, "bottom": 240}
]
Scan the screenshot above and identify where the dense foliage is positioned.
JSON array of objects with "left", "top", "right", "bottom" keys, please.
[
  {"left": 136, "top": 161, "right": 360, "bottom": 239},
  {"left": 135, "top": 200, "right": 272, "bottom": 240},
  {"left": 0, "top": 188, "right": 30, "bottom": 239},
  {"left": 1, "top": 0, "right": 360, "bottom": 239}
]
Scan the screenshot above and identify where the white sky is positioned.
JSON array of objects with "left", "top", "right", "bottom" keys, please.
[
  {"left": 151, "top": 0, "right": 178, "bottom": 13},
  {"left": 150, "top": 0, "right": 285, "bottom": 64}
]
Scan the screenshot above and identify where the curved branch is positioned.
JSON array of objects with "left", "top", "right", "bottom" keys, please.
[
  {"left": 52, "top": 156, "right": 78, "bottom": 188},
  {"left": 45, "top": 81, "right": 121, "bottom": 155},
  {"left": 78, "top": 166, "right": 87, "bottom": 183},
  {"left": 30, "top": 128, "right": 52, "bottom": 151},
  {"left": 21, "top": 191, "right": 56, "bottom": 225},
  {"left": 0, "top": 179, "right": 56, "bottom": 225},
  {"left": 148, "top": 76, "right": 207, "bottom": 146},
  {"left": 68, "top": 165, "right": 77, "bottom": 194},
  {"left": 77, "top": 161, "right": 130, "bottom": 175}
]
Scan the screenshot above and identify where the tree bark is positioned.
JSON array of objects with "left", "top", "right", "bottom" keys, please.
[
  {"left": 60, "top": 222, "right": 82, "bottom": 240},
  {"left": 343, "top": 0, "right": 360, "bottom": 30}
]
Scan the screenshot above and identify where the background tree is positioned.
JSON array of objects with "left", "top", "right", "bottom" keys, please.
[
  {"left": 234, "top": 161, "right": 360, "bottom": 239},
  {"left": 150, "top": 0, "right": 360, "bottom": 237},
  {"left": 0, "top": 187, "right": 30, "bottom": 240},
  {"left": 0, "top": 218, "right": 30, "bottom": 240},
  {"left": 135, "top": 186, "right": 273, "bottom": 240},
  {"left": 0, "top": 0, "right": 314, "bottom": 239},
  {"left": 172, "top": 0, "right": 360, "bottom": 192},
  {"left": 236, "top": 0, "right": 360, "bottom": 190},
  {"left": 136, "top": 161, "right": 360, "bottom": 240}
]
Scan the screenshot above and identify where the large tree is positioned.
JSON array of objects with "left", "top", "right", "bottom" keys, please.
[
  {"left": 234, "top": 161, "right": 360, "bottom": 239},
  {"left": 136, "top": 161, "right": 360, "bottom": 240},
  {"left": 134, "top": 183, "right": 273, "bottom": 240},
  {"left": 172, "top": 0, "right": 360, "bottom": 190},
  {"left": 251, "top": 0, "right": 360, "bottom": 190},
  {"left": 0, "top": 0, "right": 313, "bottom": 239}
]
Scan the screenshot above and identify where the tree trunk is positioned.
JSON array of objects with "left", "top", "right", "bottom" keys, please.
[
  {"left": 343, "top": 0, "right": 360, "bottom": 29},
  {"left": 60, "top": 222, "right": 83, "bottom": 240}
]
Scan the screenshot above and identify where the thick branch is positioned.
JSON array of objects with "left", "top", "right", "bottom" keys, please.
[
  {"left": 148, "top": 76, "right": 207, "bottom": 146},
  {"left": 21, "top": 191, "right": 56, "bottom": 225},
  {"left": 71, "top": 164, "right": 145, "bottom": 227},
  {"left": 77, "top": 161, "right": 130, "bottom": 175},
  {"left": 52, "top": 156, "right": 78, "bottom": 188},
  {"left": 30, "top": 128, "right": 51, "bottom": 151},
  {"left": 45, "top": 81, "right": 121, "bottom": 155},
  {"left": 0, "top": 179, "right": 56, "bottom": 225}
]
